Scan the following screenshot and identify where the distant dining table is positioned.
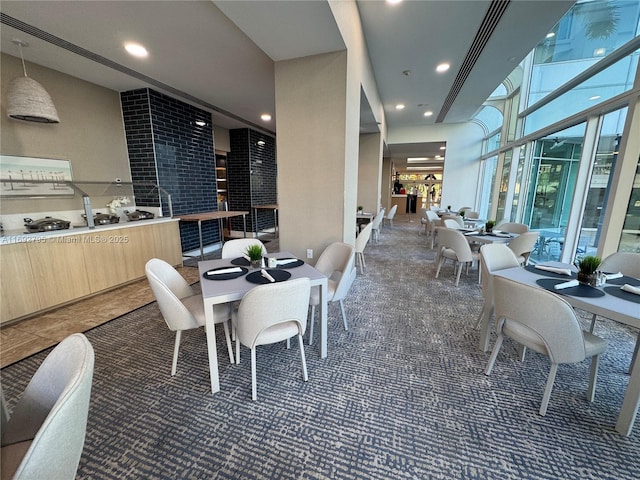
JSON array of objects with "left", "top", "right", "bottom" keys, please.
[
  {"left": 463, "top": 230, "right": 515, "bottom": 245},
  {"left": 198, "top": 252, "right": 329, "bottom": 394},
  {"left": 490, "top": 262, "right": 640, "bottom": 436},
  {"left": 252, "top": 204, "right": 278, "bottom": 238},
  {"left": 178, "top": 211, "right": 249, "bottom": 260}
]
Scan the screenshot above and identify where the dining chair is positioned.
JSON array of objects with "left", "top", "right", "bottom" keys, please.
[
  {"left": 497, "top": 222, "right": 529, "bottom": 234},
  {"left": 355, "top": 222, "right": 373, "bottom": 274},
  {"left": 232, "top": 277, "right": 311, "bottom": 400},
  {"left": 221, "top": 238, "right": 267, "bottom": 259},
  {"left": 440, "top": 214, "right": 464, "bottom": 228},
  {"left": 435, "top": 227, "right": 480, "bottom": 286},
  {"left": 145, "top": 258, "right": 234, "bottom": 374},
  {"left": 1, "top": 333, "right": 94, "bottom": 480},
  {"left": 485, "top": 276, "right": 608, "bottom": 416},
  {"left": 465, "top": 211, "right": 480, "bottom": 219},
  {"left": 371, "top": 208, "right": 385, "bottom": 242},
  {"left": 384, "top": 204, "right": 398, "bottom": 227},
  {"left": 507, "top": 231, "right": 540, "bottom": 266},
  {"left": 443, "top": 218, "right": 463, "bottom": 229},
  {"left": 425, "top": 210, "right": 440, "bottom": 249},
  {"left": 308, "top": 242, "right": 356, "bottom": 345}
]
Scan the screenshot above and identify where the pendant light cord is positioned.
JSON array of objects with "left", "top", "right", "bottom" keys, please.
[{"left": 17, "top": 42, "right": 28, "bottom": 77}]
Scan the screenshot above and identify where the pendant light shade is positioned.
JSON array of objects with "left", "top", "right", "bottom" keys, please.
[{"left": 6, "top": 39, "right": 60, "bottom": 124}]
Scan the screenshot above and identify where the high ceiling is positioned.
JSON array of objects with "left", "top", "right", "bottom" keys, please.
[{"left": 0, "top": 0, "right": 574, "bottom": 170}]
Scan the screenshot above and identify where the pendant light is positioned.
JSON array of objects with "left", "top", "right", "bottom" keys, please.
[{"left": 6, "top": 39, "right": 60, "bottom": 123}]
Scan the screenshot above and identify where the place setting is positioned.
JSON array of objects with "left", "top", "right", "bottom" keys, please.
[
  {"left": 202, "top": 265, "right": 248, "bottom": 280},
  {"left": 245, "top": 268, "right": 292, "bottom": 284}
]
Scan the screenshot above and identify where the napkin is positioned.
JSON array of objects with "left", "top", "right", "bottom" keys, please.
[
  {"left": 207, "top": 267, "right": 242, "bottom": 275},
  {"left": 621, "top": 284, "right": 640, "bottom": 296},
  {"left": 464, "top": 231, "right": 477, "bottom": 236},
  {"left": 493, "top": 232, "right": 511, "bottom": 238},
  {"left": 242, "top": 254, "right": 251, "bottom": 261},
  {"left": 554, "top": 279, "right": 579, "bottom": 290},
  {"left": 276, "top": 258, "right": 298, "bottom": 265},
  {"left": 605, "top": 272, "right": 623, "bottom": 280},
  {"left": 535, "top": 265, "right": 573, "bottom": 276},
  {"left": 261, "top": 269, "right": 276, "bottom": 283}
]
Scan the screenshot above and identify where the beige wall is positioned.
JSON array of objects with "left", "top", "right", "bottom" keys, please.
[
  {"left": 0, "top": 53, "right": 131, "bottom": 215},
  {"left": 358, "top": 133, "right": 382, "bottom": 213}
]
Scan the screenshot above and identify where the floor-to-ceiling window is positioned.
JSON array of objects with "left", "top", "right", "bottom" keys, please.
[{"left": 620, "top": 156, "right": 640, "bottom": 252}]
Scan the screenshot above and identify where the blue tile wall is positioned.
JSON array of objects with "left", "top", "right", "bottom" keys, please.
[{"left": 121, "top": 88, "right": 218, "bottom": 252}]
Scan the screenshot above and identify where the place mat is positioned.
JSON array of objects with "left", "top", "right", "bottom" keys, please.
[
  {"left": 536, "top": 278, "right": 605, "bottom": 298},
  {"left": 603, "top": 286, "right": 640, "bottom": 304},
  {"left": 245, "top": 269, "right": 291, "bottom": 284},
  {"left": 273, "top": 258, "right": 304, "bottom": 269},
  {"left": 203, "top": 266, "right": 248, "bottom": 281},
  {"left": 603, "top": 273, "right": 640, "bottom": 287},
  {"left": 230, "top": 257, "right": 250, "bottom": 266},
  {"left": 526, "top": 264, "right": 577, "bottom": 279}
]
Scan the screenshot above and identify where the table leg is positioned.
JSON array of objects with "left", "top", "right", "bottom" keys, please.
[
  {"left": 274, "top": 209, "right": 278, "bottom": 238},
  {"left": 253, "top": 208, "right": 258, "bottom": 238},
  {"left": 204, "top": 303, "right": 220, "bottom": 394},
  {"left": 198, "top": 220, "right": 204, "bottom": 261},
  {"left": 319, "top": 278, "right": 328, "bottom": 358},
  {"left": 218, "top": 218, "right": 224, "bottom": 248},
  {"left": 616, "top": 348, "right": 640, "bottom": 435},
  {"left": 242, "top": 214, "right": 247, "bottom": 238}
]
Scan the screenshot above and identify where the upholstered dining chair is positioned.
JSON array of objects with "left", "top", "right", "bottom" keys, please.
[
  {"left": 221, "top": 238, "right": 267, "bottom": 259},
  {"left": 425, "top": 210, "right": 440, "bottom": 249},
  {"left": 507, "top": 231, "right": 540, "bottom": 266},
  {"left": 355, "top": 222, "right": 373, "bottom": 274},
  {"left": 497, "top": 222, "right": 529, "bottom": 234},
  {"left": 485, "top": 276, "right": 608, "bottom": 416},
  {"left": 435, "top": 227, "right": 480, "bottom": 286},
  {"left": 440, "top": 214, "right": 464, "bottom": 228},
  {"left": 371, "top": 208, "right": 385, "bottom": 242},
  {"left": 384, "top": 204, "right": 398, "bottom": 227},
  {"left": 443, "top": 218, "right": 463, "bottom": 229},
  {"left": 308, "top": 242, "right": 356, "bottom": 345},
  {"left": 145, "top": 258, "right": 234, "bottom": 374},
  {"left": 1, "top": 333, "right": 94, "bottom": 480},
  {"left": 233, "top": 277, "right": 311, "bottom": 400}
]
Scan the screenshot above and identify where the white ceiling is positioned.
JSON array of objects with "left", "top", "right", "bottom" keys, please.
[{"left": 0, "top": 0, "right": 574, "bottom": 167}]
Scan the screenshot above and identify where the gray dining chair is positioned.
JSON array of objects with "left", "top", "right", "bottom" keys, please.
[
  {"left": 355, "top": 222, "right": 373, "bottom": 274},
  {"left": 384, "top": 204, "right": 398, "bottom": 227},
  {"left": 497, "top": 222, "right": 529, "bottom": 234},
  {"left": 507, "top": 231, "right": 540, "bottom": 266},
  {"left": 221, "top": 238, "right": 267, "bottom": 259},
  {"left": 371, "top": 208, "right": 385, "bottom": 242},
  {"left": 435, "top": 227, "right": 480, "bottom": 286}
]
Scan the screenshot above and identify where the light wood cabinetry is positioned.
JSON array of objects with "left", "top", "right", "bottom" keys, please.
[{"left": 1, "top": 219, "right": 181, "bottom": 325}]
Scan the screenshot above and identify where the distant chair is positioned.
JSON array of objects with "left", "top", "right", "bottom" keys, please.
[
  {"left": 485, "top": 276, "right": 607, "bottom": 416},
  {"left": 419, "top": 208, "right": 429, "bottom": 235},
  {"left": 497, "top": 222, "right": 529, "bottom": 234},
  {"left": 233, "top": 278, "right": 311, "bottom": 400},
  {"left": 1, "top": 333, "right": 94, "bottom": 480},
  {"left": 145, "top": 258, "right": 234, "bottom": 374},
  {"left": 507, "top": 231, "right": 540, "bottom": 266},
  {"left": 221, "top": 238, "right": 267, "bottom": 259},
  {"left": 440, "top": 214, "right": 464, "bottom": 228},
  {"left": 355, "top": 222, "right": 373, "bottom": 274},
  {"left": 384, "top": 204, "right": 398, "bottom": 227},
  {"left": 371, "top": 208, "right": 385, "bottom": 242},
  {"left": 465, "top": 211, "right": 480, "bottom": 219},
  {"left": 435, "top": 227, "right": 480, "bottom": 286}
]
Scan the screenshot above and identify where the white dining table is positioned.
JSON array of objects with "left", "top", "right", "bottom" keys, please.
[
  {"left": 491, "top": 264, "right": 640, "bottom": 436},
  {"left": 198, "top": 252, "right": 328, "bottom": 394}
]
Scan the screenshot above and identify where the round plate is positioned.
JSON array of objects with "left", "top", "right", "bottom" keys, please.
[
  {"left": 245, "top": 269, "right": 291, "bottom": 284},
  {"left": 604, "top": 286, "right": 640, "bottom": 304},
  {"left": 230, "top": 257, "right": 250, "bottom": 266},
  {"left": 536, "top": 278, "right": 605, "bottom": 298},
  {"left": 203, "top": 266, "right": 248, "bottom": 281},
  {"left": 273, "top": 258, "right": 304, "bottom": 269}
]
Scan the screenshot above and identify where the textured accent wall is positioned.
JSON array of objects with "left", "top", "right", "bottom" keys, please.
[
  {"left": 121, "top": 88, "right": 218, "bottom": 252},
  {"left": 227, "top": 129, "right": 277, "bottom": 235}
]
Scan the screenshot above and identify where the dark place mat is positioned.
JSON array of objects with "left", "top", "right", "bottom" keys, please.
[
  {"left": 203, "top": 266, "right": 248, "bottom": 281},
  {"left": 603, "top": 273, "right": 640, "bottom": 287},
  {"left": 526, "top": 264, "right": 577, "bottom": 279},
  {"left": 273, "top": 258, "right": 304, "bottom": 269},
  {"left": 536, "top": 278, "right": 605, "bottom": 298},
  {"left": 245, "top": 269, "right": 291, "bottom": 285},
  {"left": 604, "top": 285, "right": 640, "bottom": 304},
  {"left": 230, "top": 257, "right": 250, "bottom": 266}
]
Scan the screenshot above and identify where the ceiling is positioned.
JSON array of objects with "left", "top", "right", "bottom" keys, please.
[{"left": 0, "top": 0, "right": 575, "bottom": 171}]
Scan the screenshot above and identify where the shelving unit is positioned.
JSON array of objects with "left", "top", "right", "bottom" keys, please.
[{"left": 215, "top": 154, "right": 227, "bottom": 207}]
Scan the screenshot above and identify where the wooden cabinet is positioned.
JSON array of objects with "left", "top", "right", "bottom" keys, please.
[{"left": 0, "top": 243, "right": 40, "bottom": 321}]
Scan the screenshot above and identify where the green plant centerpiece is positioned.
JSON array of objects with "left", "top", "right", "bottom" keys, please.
[
  {"left": 447, "top": 205, "right": 452, "bottom": 212},
  {"left": 357, "top": 205, "right": 364, "bottom": 213},
  {"left": 484, "top": 220, "right": 495, "bottom": 233},
  {"left": 458, "top": 209, "right": 466, "bottom": 219},
  {"left": 577, "top": 255, "right": 601, "bottom": 286},
  {"left": 245, "top": 244, "right": 264, "bottom": 269}
]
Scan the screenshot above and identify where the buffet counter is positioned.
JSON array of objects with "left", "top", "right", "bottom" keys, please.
[{"left": 0, "top": 218, "right": 181, "bottom": 325}]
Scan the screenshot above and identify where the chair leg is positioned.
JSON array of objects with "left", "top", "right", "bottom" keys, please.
[
  {"left": 435, "top": 255, "right": 445, "bottom": 278},
  {"left": 587, "top": 354, "right": 601, "bottom": 402},
  {"left": 589, "top": 313, "right": 597, "bottom": 333},
  {"left": 235, "top": 337, "right": 241, "bottom": 364},
  {"left": 629, "top": 333, "right": 640, "bottom": 374},
  {"left": 539, "top": 363, "right": 558, "bottom": 416},
  {"left": 171, "top": 330, "right": 182, "bottom": 376},
  {"left": 286, "top": 338, "right": 291, "bottom": 349},
  {"left": 484, "top": 333, "right": 504, "bottom": 375},
  {"left": 455, "top": 262, "right": 463, "bottom": 287},
  {"left": 339, "top": 299, "right": 348, "bottom": 330},
  {"left": 298, "top": 334, "right": 309, "bottom": 382},
  {"left": 251, "top": 347, "right": 258, "bottom": 401},
  {"left": 308, "top": 305, "right": 316, "bottom": 345},
  {"left": 222, "top": 321, "right": 234, "bottom": 364},
  {"left": 475, "top": 301, "right": 491, "bottom": 329}
]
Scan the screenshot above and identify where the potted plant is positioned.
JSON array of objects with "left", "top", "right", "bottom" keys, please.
[
  {"left": 357, "top": 205, "right": 364, "bottom": 214},
  {"left": 447, "top": 205, "right": 452, "bottom": 212},
  {"left": 458, "top": 209, "right": 466, "bottom": 219},
  {"left": 245, "top": 244, "right": 264, "bottom": 269},
  {"left": 485, "top": 220, "right": 495, "bottom": 233},
  {"left": 577, "top": 255, "right": 601, "bottom": 286}
]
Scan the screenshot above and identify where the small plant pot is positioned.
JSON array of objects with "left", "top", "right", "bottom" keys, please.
[
  {"left": 251, "top": 258, "right": 262, "bottom": 269},
  {"left": 577, "top": 271, "right": 596, "bottom": 287}
]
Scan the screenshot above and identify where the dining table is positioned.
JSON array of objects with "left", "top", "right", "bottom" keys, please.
[
  {"left": 178, "top": 211, "right": 249, "bottom": 260},
  {"left": 198, "top": 251, "right": 329, "bottom": 394},
  {"left": 489, "top": 262, "right": 640, "bottom": 436}
]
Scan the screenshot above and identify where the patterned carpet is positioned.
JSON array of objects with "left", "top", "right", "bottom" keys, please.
[{"left": 2, "top": 218, "right": 639, "bottom": 479}]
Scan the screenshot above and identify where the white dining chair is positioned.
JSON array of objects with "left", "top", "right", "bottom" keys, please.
[
  {"left": 497, "top": 222, "right": 529, "bottom": 234},
  {"left": 384, "top": 204, "right": 398, "bottom": 227},
  {"left": 355, "top": 222, "right": 373, "bottom": 274},
  {"left": 221, "top": 238, "right": 267, "bottom": 259},
  {"left": 435, "top": 227, "right": 480, "bottom": 286},
  {"left": 507, "top": 231, "right": 540, "bottom": 266},
  {"left": 371, "top": 208, "right": 385, "bottom": 242}
]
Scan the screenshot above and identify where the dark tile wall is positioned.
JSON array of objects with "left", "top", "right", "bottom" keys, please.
[
  {"left": 121, "top": 88, "right": 218, "bottom": 252},
  {"left": 227, "top": 129, "right": 277, "bottom": 235}
]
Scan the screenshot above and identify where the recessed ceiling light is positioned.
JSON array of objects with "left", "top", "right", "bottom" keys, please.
[
  {"left": 124, "top": 43, "right": 148, "bottom": 58},
  {"left": 440, "top": 146, "right": 446, "bottom": 150},
  {"left": 257, "top": 140, "right": 266, "bottom": 146},
  {"left": 546, "top": 32, "right": 555, "bottom": 39},
  {"left": 593, "top": 48, "right": 606, "bottom": 56},
  {"left": 261, "top": 114, "right": 272, "bottom": 121},
  {"left": 589, "top": 95, "right": 601, "bottom": 101},
  {"left": 395, "top": 104, "right": 405, "bottom": 110},
  {"left": 387, "top": 0, "right": 403, "bottom": 4},
  {"left": 424, "top": 110, "right": 433, "bottom": 117},
  {"left": 407, "top": 166, "right": 441, "bottom": 171},
  {"left": 436, "top": 63, "right": 450, "bottom": 73},
  {"left": 407, "top": 157, "right": 428, "bottom": 162},
  {"left": 195, "top": 120, "right": 207, "bottom": 127}
]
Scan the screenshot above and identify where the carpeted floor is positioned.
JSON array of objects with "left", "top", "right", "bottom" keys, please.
[{"left": 2, "top": 219, "right": 639, "bottom": 479}]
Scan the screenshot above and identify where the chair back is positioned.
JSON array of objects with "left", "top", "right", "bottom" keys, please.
[
  {"left": 355, "top": 222, "right": 373, "bottom": 253},
  {"left": 145, "top": 258, "right": 199, "bottom": 331},
  {"left": 465, "top": 211, "right": 480, "bottom": 219},
  {"left": 1, "top": 334, "right": 94, "bottom": 480},
  {"left": 600, "top": 252, "right": 640, "bottom": 278},
  {"left": 426, "top": 210, "right": 439, "bottom": 223},
  {"left": 221, "top": 238, "right": 267, "bottom": 259},
  {"left": 371, "top": 209, "right": 385, "bottom": 228},
  {"left": 493, "top": 276, "right": 586, "bottom": 364},
  {"left": 436, "top": 227, "right": 474, "bottom": 263},
  {"left": 479, "top": 244, "right": 521, "bottom": 302},
  {"left": 507, "top": 231, "right": 540, "bottom": 264},
  {"left": 443, "top": 218, "right": 463, "bottom": 229},
  {"left": 235, "top": 277, "right": 311, "bottom": 347},
  {"left": 497, "top": 222, "right": 529, "bottom": 234},
  {"left": 441, "top": 214, "right": 464, "bottom": 228},
  {"left": 386, "top": 204, "right": 398, "bottom": 220},
  {"left": 315, "top": 242, "right": 356, "bottom": 302}
]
